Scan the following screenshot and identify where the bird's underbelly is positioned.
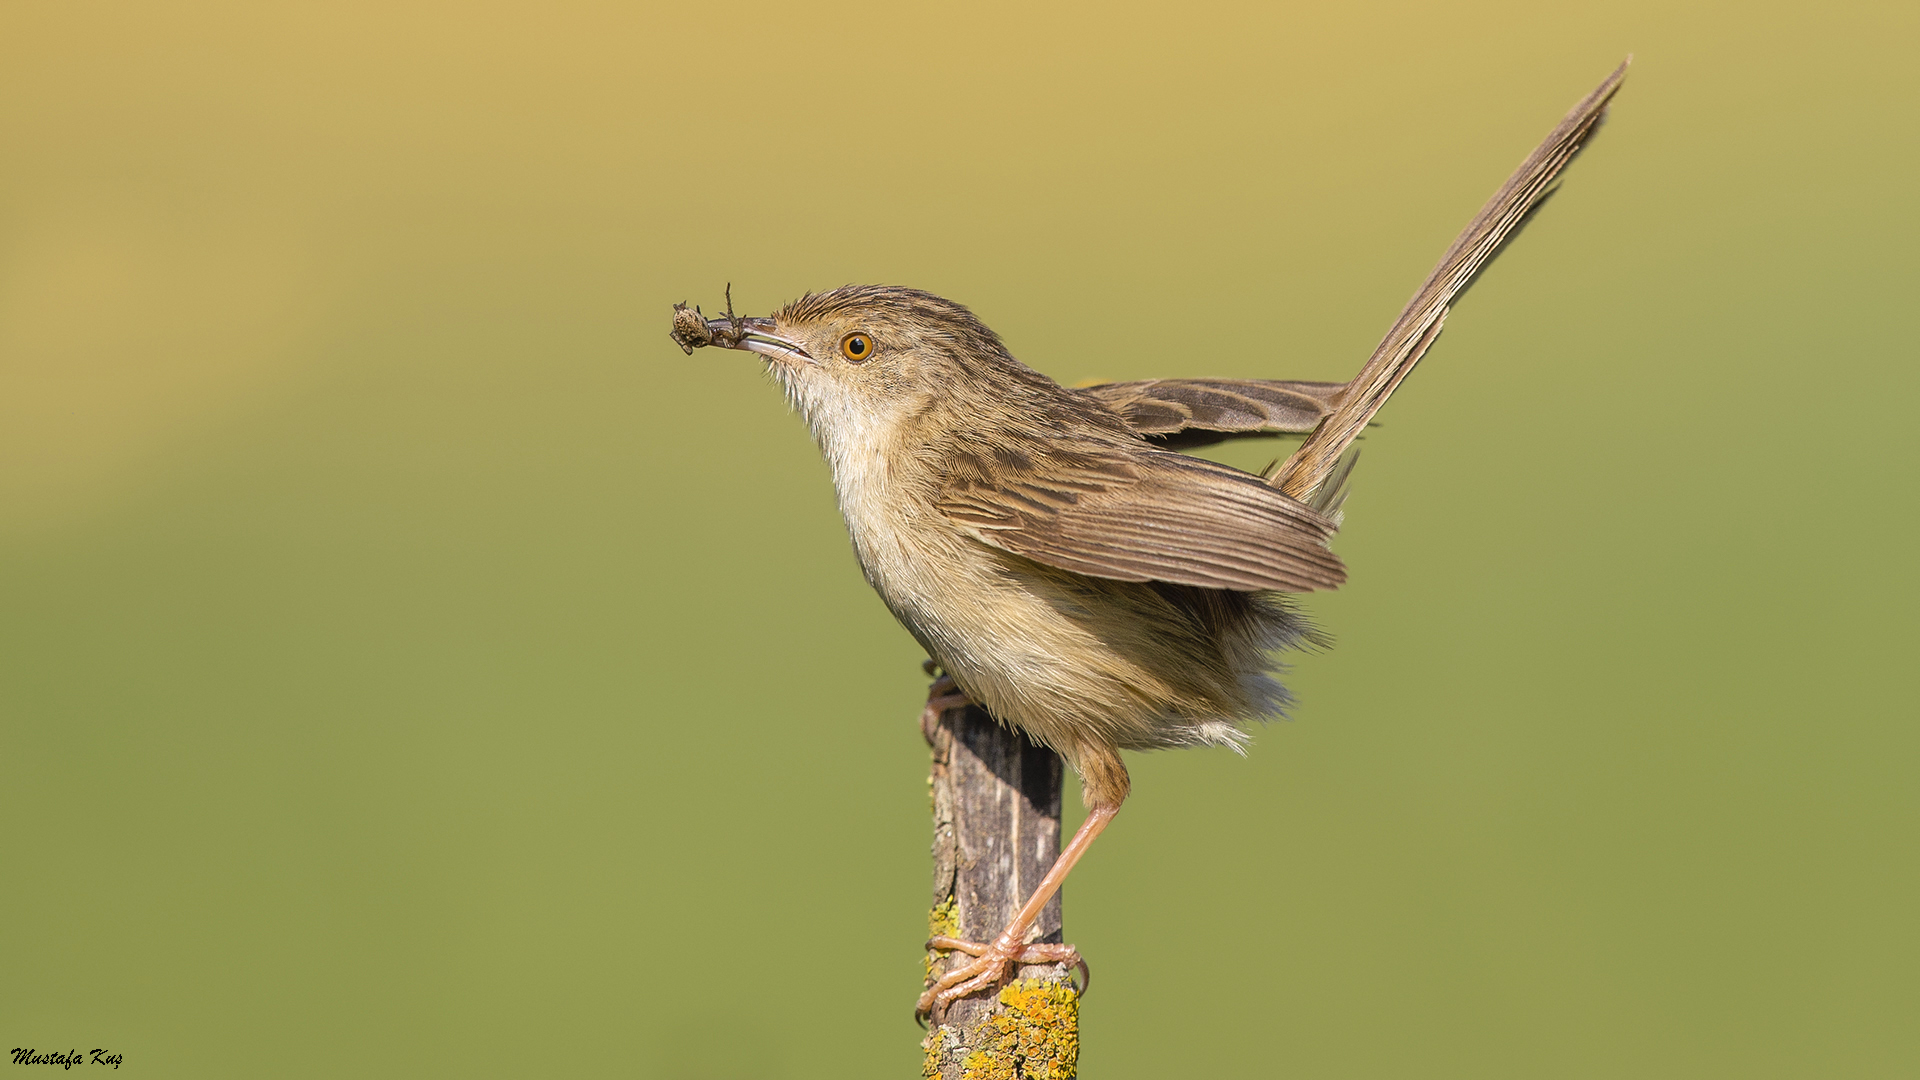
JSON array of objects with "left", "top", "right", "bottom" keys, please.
[{"left": 851, "top": 512, "right": 1273, "bottom": 756}]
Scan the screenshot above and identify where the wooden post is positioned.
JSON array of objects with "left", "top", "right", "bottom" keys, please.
[{"left": 922, "top": 701, "right": 1079, "bottom": 1079}]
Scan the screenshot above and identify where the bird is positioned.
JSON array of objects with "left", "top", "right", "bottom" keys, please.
[{"left": 668, "top": 61, "right": 1627, "bottom": 1021}]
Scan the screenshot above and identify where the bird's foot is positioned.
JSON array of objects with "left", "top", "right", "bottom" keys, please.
[
  {"left": 919, "top": 668, "right": 973, "bottom": 744},
  {"left": 917, "top": 935, "right": 1087, "bottom": 1024}
]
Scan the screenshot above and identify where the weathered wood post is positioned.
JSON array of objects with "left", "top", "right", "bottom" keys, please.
[{"left": 922, "top": 700, "right": 1079, "bottom": 1079}]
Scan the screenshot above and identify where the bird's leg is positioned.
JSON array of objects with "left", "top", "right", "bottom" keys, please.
[
  {"left": 919, "top": 662, "right": 973, "bottom": 745},
  {"left": 917, "top": 801, "right": 1121, "bottom": 1022}
]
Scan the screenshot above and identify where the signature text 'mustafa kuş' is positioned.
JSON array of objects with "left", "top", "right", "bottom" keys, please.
[{"left": 11, "top": 1048, "right": 123, "bottom": 1069}]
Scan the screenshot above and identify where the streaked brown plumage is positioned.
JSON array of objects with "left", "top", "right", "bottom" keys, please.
[
  {"left": 668, "top": 61, "right": 1627, "bottom": 1020},
  {"left": 1080, "top": 377, "right": 1344, "bottom": 448}
]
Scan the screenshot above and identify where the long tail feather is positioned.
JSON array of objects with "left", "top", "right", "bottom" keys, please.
[{"left": 1273, "top": 59, "right": 1630, "bottom": 502}]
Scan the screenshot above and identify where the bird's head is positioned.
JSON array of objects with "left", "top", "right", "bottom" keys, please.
[{"left": 673, "top": 285, "right": 1047, "bottom": 446}]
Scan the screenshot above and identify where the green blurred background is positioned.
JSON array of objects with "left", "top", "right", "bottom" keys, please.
[{"left": 4, "top": 0, "right": 1915, "bottom": 1075}]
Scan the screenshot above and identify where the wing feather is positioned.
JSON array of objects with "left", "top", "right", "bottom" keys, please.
[
  {"left": 1078, "top": 378, "right": 1343, "bottom": 442},
  {"left": 938, "top": 446, "right": 1345, "bottom": 593}
]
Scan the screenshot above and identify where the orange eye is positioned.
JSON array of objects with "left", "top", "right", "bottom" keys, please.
[{"left": 840, "top": 332, "right": 874, "bottom": 363}]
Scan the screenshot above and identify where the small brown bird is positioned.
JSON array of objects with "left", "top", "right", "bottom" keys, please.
[{"left": 671, "top": 62, "right": 1626, "bottom": 1020}]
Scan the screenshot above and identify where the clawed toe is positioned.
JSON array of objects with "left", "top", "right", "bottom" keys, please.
[
  {"left": 925, "top": 935, "right": 986, "bottom": 956},
  {"left": 920, "top": 673, "right": 974, "bottom": 743},
  {"left": 917, "top": 948, "right": 1007, "bottom": 1023},
  {"left": 917, "top": 937, "right": 1086, "bottom": 1023}
]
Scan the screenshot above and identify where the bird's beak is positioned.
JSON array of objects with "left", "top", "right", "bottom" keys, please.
[
  {"left": 669, "top": 305, "right": 816, "bottom": 367},
  {"left": 727, "top": 319, "right": 816, "bottom": 368}
]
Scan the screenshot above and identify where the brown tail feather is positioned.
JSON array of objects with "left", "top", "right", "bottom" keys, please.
[{"left": 1273, "top": 59, "right": 1630, "bottom": 501}]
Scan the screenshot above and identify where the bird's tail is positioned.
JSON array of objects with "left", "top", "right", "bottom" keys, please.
[
  {"left": 1304, "top": 447, "right": 1361, "bottom": 526},
  {"left": 1270, "top": 58, "right": 1630, "bottom": 503}
]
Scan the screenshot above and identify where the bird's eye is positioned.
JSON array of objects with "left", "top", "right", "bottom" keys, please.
[{"left": 840, "top": 332, "right": 874, "bottom": 363}]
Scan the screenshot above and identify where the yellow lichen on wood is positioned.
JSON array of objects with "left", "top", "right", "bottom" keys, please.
[
  {"left": 923, "top": 1023, "right": 958, "bottom": 1078},
  {"left": 958, "top": 979, "right": 1079, "bottom": 1080},
  {"left": 929, "top": 896, "right": 959, "bottom": 938},
  {"left": 926, "top": 896, "right": 961, "bottom": 979}
]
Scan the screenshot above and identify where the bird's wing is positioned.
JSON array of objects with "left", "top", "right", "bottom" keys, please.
[
  {"left": 936, "top": 444, "right": 1345, "bottom": 593},
  {"left": 1077, "top": 378, "right": 1343, "bottom": 441}
]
